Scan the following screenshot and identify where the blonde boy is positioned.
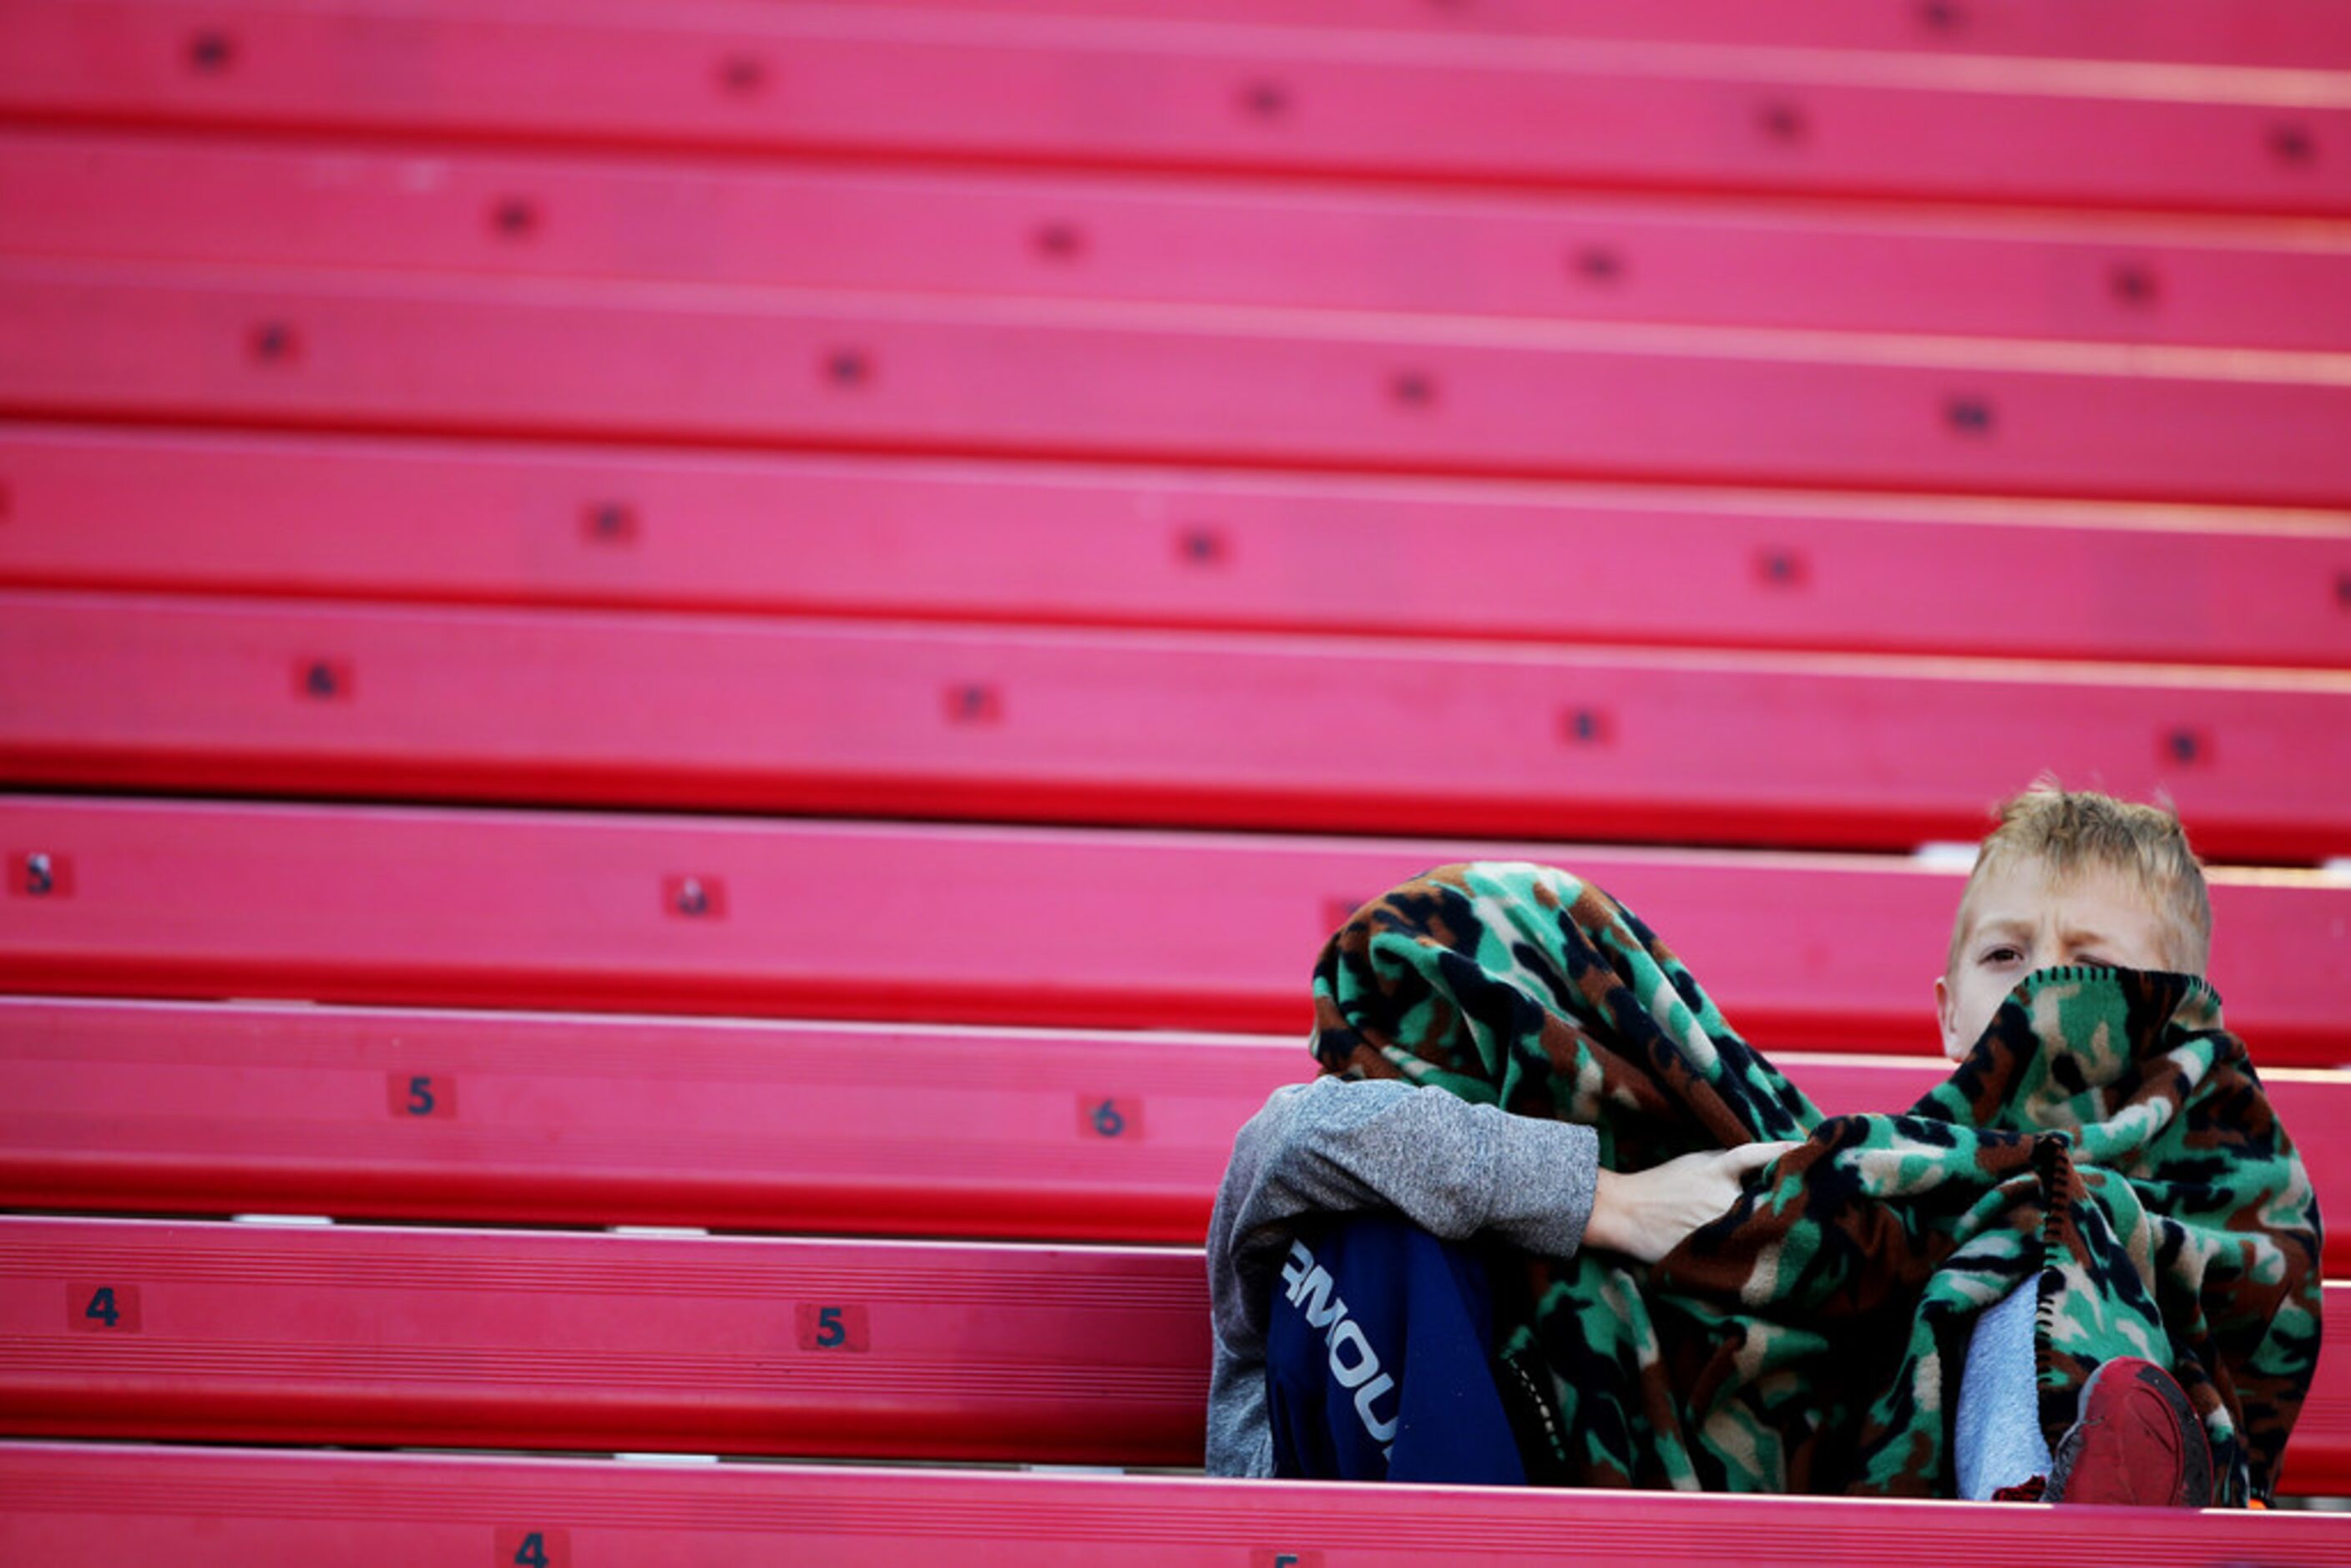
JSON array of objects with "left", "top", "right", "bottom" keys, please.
[
  {"left": 1208, "top": 781, "right": 2312, "bottom": 1505},
  {"left": 1935, "top": 781, "right": 2227, "bottom": 1504},
  {"left": 1938, "top": 781, "right": 2211, "bottom": 1061}
]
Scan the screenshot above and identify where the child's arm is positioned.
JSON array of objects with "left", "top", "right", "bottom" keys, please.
[
  {"left": 1202, "top": 1077, "right": 1802, "bottom": 1474},
  {"left": 1205, "top": 1075, "right": 1595, "bottom": 1475}
]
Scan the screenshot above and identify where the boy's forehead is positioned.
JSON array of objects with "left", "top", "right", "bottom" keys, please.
[{"left": 1956, "top": 856, "right": 2163, "bottom": 938}]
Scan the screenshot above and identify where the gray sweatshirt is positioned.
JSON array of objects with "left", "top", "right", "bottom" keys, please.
[{"left": 1203, "top": 1074, "right": 1601, "bottom": 1476}]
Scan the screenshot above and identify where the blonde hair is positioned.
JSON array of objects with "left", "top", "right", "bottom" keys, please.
[{"left": 1945, "top": 775, "right": 2212, "bottom": 978}]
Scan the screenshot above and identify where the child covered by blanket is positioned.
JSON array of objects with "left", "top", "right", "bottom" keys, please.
[{"left": 1206, "top": 781, "right": 2321, "bottom": 1505}]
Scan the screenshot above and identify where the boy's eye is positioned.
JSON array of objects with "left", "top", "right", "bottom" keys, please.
[{"left": 1980, "top": 946, "right": 2022, "bottom": 964}]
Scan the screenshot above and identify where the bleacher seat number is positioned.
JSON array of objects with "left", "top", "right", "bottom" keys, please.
[
  {"left": 293, "top": 657, "right": 353, "bottom": 701},
  {"left": 494, "top": 1527, "right": 569, "bottom": 1566},
  {"left": 1080, "top": 1097, "right": 1144, "bottom": 1140},
  {"left": 663, "top": 874, "right": 727, "bottom": 919},
  {"left": 796, "top": 1302, "right": 871, "bottom": 1352},
  {"left": 9, "top": 852, "right": 72, "bottom": 898},
  {"left": 388, "top": 1073, "right": 458, "bottom": 1119},
  {"left": 68, "top": 1282, "right": 140, "bottom": 1333}
]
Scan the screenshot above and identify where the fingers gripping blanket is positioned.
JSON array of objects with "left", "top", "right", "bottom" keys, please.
[{"left": 1309, "top": 862, "right": 2323, "bottom": 1504}]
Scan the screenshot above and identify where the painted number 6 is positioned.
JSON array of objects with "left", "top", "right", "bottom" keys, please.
[{"left": 1078, "top": 1096, "right": 1144, "bottom": 1141}]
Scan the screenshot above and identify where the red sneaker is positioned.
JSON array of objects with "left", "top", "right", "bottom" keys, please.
[{"left": 2046, "top": 1357, "right": 2214, "bottom": 1507}]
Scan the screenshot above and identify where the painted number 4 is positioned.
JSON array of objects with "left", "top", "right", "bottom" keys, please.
[
  {"left": 494, "top": 1527, "right": 568, "bottom": 1566},
  {"left": 68, "top": 1282, "right": 139, "bottom": 1333}
]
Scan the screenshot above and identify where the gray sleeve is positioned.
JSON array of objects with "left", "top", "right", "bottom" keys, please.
[{"left": 1202, "top": 1075, "right": 1600, "bottom": 1476}]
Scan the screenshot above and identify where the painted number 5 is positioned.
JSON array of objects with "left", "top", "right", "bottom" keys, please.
[
  {"left": 387, "top": 1072, "right": 456, "bottom": 1119},
  {"left": 795, "top": 1302, "right": 870, "bottom": 1353}
]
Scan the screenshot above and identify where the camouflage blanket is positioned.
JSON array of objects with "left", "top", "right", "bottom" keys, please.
[{"left": 1310, "top": 862, "right": 2323, "bottom": 1505}]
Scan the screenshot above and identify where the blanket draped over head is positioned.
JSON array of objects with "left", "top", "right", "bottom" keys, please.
[{"left": 1309, "top": 862, "right": 2323, "bottom": 1505}]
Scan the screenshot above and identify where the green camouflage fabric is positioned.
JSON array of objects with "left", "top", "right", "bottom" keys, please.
[{"left": 1309, "top": 862, "right": 2323, "bottom": 1505}]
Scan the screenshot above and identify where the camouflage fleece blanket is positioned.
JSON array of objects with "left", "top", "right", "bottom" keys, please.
[{"left": 1310, "top": 862, "right": 2323, "bottom": 1505}]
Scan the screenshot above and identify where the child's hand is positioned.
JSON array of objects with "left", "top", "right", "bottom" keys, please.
[{"left": 1585, "top": 1141, "right": 1803, "bottom": 1265}]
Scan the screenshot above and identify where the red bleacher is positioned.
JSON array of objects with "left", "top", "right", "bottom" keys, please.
[
  {"left": 13, "top": 1442, "right": 2351, "bottom": 1567},
  {"left": 3, "top": 0, "right": 2348, "bottom": 1560},
  {"left": 6, "top": 425, "right": 2347, "bottom": 669},
  {"left": 6, "top": 793, "right": 2348, "bottom": 1060},
  {"left": 13, "top": 130, "right": 2351, "bottom": 352},
  {"left": 809, "top": 0, "right": 2351, "bottom": 71},
  {"left": 8, "top": 258, "right": 2351, "bottom": 505},
  {"left": 0, "top": 996, "right": 1300, "bottom": 1244},
  {"left": 10, "top": 995, "right": 2351, "bottom": 1269},
  {"left": 6, "top": 591, "right": 2351, "bottom": 859},
  {"left": 1, "top": 1215, "right": 1211, "bottom": 1464},
  {"left": 9, "top": 2, "right": 2351, "bottom": 215},
  {"left": 6, "top": 1213, "right": 2351, "bottom": 1492}
]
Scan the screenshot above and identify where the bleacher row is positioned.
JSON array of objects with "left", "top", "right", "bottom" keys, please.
[{"left": 3, "top": 1, "right": 2349, "bottom": 1561}]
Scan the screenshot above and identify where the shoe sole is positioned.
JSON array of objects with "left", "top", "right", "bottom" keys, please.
[{"left": 2047, "top": 1358, "right": 2216, "bottom": 1508}]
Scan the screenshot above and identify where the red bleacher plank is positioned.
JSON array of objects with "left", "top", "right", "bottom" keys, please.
[
  {"left": 3, "top": 795, "right": 2346, "bottom": 1063},
  {"left": 860, "top": 0, "right": 2351, "bottom": 73},
  {"left": 0, "top": 1216, "right": 1207, "bottom": 1461},
  {"left": 4, "top": 3, "right": 2348, "bottom": 216},
  {"left": 7, "top": 590, "right": 2349, "bottom": 860},
  {"left": 7, "top": 265, "right": 2351, "bottom": 507},
  {"left": 6, "top": 425, "right": 2346, "bottom": 670},
  {"left": 9, "top": 1447, "right": 2351, "bottom": 1567},
  {"left": 12, "top": 997, "right": 2351, "bottom": 1270},
  {"left": 0, "top": 996, "right": 1308, "bottom": 1244},
  {"left": 12, "top": 129, "right": 2351, "bottom": 352},
  {"left": 3, "top": 1219, "right": 2346, "bottom": 1490}
]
